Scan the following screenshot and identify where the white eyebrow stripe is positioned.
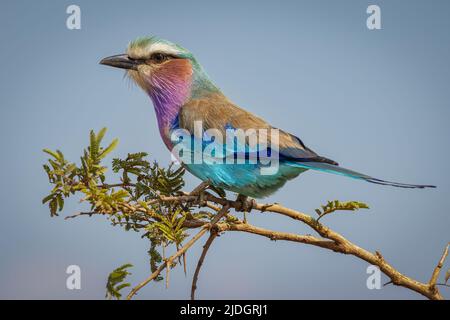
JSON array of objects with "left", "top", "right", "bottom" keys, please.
[{"left": 147, "top": 43, "right": 181, "bottom": 56}]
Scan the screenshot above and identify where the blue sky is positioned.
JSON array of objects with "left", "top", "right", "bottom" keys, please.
[{"left": 0, "top": 0, "right": 449, "bottom": 299}]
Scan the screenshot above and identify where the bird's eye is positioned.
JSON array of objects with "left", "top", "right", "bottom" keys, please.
[{"left": 150, "top": 53, "right": 168, "bottom": 63}]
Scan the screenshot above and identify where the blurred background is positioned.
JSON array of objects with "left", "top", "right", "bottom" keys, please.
[{"left": 0, "top": 0, "right": 449, "bottom": 299}]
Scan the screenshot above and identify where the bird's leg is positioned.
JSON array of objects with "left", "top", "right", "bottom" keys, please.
[
  {"left": 235, "top": 194, "right": 253, "bottom": 211},
  {"left": 188, "top": 180, "right": 212, "bottom": 207},
  {"left": 190, "top": 180, "right": 211, "bottom": 196},
  {"left": 235, "top": 194, "right": 256, "bottom": 223},
  {"left": 208, "top": 185, "right": 226, "bottom": 199}
]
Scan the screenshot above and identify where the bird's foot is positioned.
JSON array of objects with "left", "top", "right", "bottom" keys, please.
[
  {"left": 235, "top": 194, "right": 256, "bottom": 218},
  {"left": 190, "top": 180, "right": 211, "bottom": 196},
  {"left": 189, "top": 181, "right": 212, "bottom": 206}
]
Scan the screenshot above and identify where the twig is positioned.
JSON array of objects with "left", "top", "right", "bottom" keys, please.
[
  {"left": 191, "top": 232, "right": 218, "bottom": 300},
  {"left": 205, "top": 202, "right": 221, "bottom": 212},
  {"left": 183, "top": 253, "right": 187, "bottom": 276},
  {"left": 190, "top": 204, "right": 230, "bottom": 300},
  {"left": 165, "top": 261, "right": 170, "bottom": 289},
  {"left": 209, "top": 204, "right": 230, "bottom": 225},
  {"left": 97, "top": 182, "right": 137, "bottom": 189},
  {"left": 190, "top": 180, "right": 211, "bottom": 196},
  {"left": 383, "top": 280, "right": 393, "bottom": 287},
  {"left": 429, "top": 243, "right": 449, "bottom": 290},
  {"left": 64, "top": 212, "right": 98, "bottom": 220}
]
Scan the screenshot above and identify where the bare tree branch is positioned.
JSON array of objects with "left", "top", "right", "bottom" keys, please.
[
  {"left": 216, "top": 222, "right": 338, "bottom": 249},
  {"left": 66, "top": 189, "right": 448, "bottom": 300},
  {"left": 429, "top": 243, "right": 449, "bottom": 291},
  {"left": 191, "top": 231, "right": 218, "bottom": 300},
  {"left": 123, "top": 190, "right": 448, "bottom": 300}
]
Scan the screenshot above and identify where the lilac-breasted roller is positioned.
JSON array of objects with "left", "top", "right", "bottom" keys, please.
[{"left": 100, "top": 36, "right": 435, "bottom": 198}]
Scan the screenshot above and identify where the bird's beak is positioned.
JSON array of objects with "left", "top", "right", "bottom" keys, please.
[{"left": 99, "top": 54, "right": 138, "bottom": 71}]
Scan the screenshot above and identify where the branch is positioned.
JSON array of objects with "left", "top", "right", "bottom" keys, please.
[
  {"left": 216, "top": 222, "right": 338, "bottom": 250},
  {"left": 190, "top": 197, "right": 230, "bottom": 300},
  {"left": 64, "top": 211, "right": 98, "bottom": 220},
  {"left": 233, "top": 202, "right": 447, "bottom": 300},
  {"left": 429, "top": 243, "right": 449, "bottom": 291},
  {"left": 191, "top": 231, "right": 218, "bottom": 300},
  {"left": 63, "top": 189, "right": 448, "bottom": 300},
  {"left": 145, "top": 191, "right": 447, "bottom": 300}
]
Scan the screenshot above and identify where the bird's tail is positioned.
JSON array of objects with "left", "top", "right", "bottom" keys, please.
[{"left": 289, "top": 162, "right": 436, "bottom": 189}]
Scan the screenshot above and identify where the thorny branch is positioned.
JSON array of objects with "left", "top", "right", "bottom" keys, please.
[
  {"left": 71, "top": 184, "right": 449, "bottom": 300},
  {"left": 42, "top": 130, "right": 448, "bottom": 300},
  {"left": 58, "top": 182, "right": 448, "bottom": 300}
]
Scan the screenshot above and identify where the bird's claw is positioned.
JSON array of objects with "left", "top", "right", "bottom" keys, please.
[
  {"left": 190, "top": 181, "right": 212, "bottom": 206},
  {"left": 190, "top": 180, "right": 211, "bottom": 196},
  {"left": 235, "top": 194, "right": 256, "bottom": 213}
]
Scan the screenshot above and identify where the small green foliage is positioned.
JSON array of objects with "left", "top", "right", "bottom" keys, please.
[
  {"left": 42, "top": 148, "right": 78, "bottom": 216},
  {"left": 225, "top": 214, "right": 239, "bottom": 223},
  {"left": 84, "top": 128, "right": 119, "bottom": 183},
  {"left": 153, "top": 209, "right": 188, "bottom": 245},
  {"left": 105, "top": 264, "right": 133, "bottom": 300},
  {"left": 192, "top": 210, "right": 214, "bottom": 221},
  {"left": 42, "top": 128, "right": 118, "bottom": 216},
  {"left": 153, "top": 164, "right": 185, "bottom": 196},
  {"left": 148, "top": 239, "right": 163, "bottom": 282},
  {"left": 43, "top": 128, "right": 193, "bottom": 290},
  {"left": 112, "top": 152, "right": 150, "bottom": 181},
  {"left": 315, "top": 200, "right": 369, "bottom": 221},
  {"left": 112, "top": 152, "right": 185, "bottom": 200}
]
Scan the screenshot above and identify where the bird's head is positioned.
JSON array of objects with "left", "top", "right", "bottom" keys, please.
[{"left": 100, "top": 36, "right": 218, "bottom": 107}]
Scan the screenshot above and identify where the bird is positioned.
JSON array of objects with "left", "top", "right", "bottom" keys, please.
[{"left": 100, "top": 36, "right": 435, "bottom": 199}]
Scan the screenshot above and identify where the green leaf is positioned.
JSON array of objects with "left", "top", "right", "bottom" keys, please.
[
  {"left": 105, "top": 263, "right": 133, "bottom": 300},
  {"left": 89, "top": 130, "right": 97, "bottom": 157},
  {"left": 42, "top": 194, "right": 54, "bottom": 204},
  {"left": 43, "top": 149, "right": 60, "bottom": 160},
  {"left": 49, "top": 198, "right": 58, "bottom": 217},
  {"left": 99, "top": 138, "right": 119, "bottom": 159},
  {"left": 56, "top": 193, "right": 64, "bottom": 211},
  {"left": 96, "top": 127, "right": 107, "bottom": 145},
  {"left": 115, "top": 283, "right": 131, "bottom": 291},
  {"left": 56, "top": 150, "right": 65, "bottom": 163},
  {"left": 315, "top": 200, "right": 369, "bottom": 221}
]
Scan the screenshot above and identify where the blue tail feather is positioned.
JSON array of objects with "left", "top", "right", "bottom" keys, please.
[{"left": 289, "top": 162, "right": 436, "bottom": 189}]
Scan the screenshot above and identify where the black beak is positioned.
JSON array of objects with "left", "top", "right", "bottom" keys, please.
[{"left": 99, "top": 54, "right": 138, "bottom": 70}]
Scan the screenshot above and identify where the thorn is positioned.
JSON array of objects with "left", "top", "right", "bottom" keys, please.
[
  {"left": 375, "top": 251, "right": 384, "bottom": 261},
  {"left": 183, "top": 253, "right": 187, "bottom": 276},
  {"left": 383, "top": 280, "right": 393, "bottom": 287},
  {"left": 165, "top": 261, "right": 171, "bottom": 289}
]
